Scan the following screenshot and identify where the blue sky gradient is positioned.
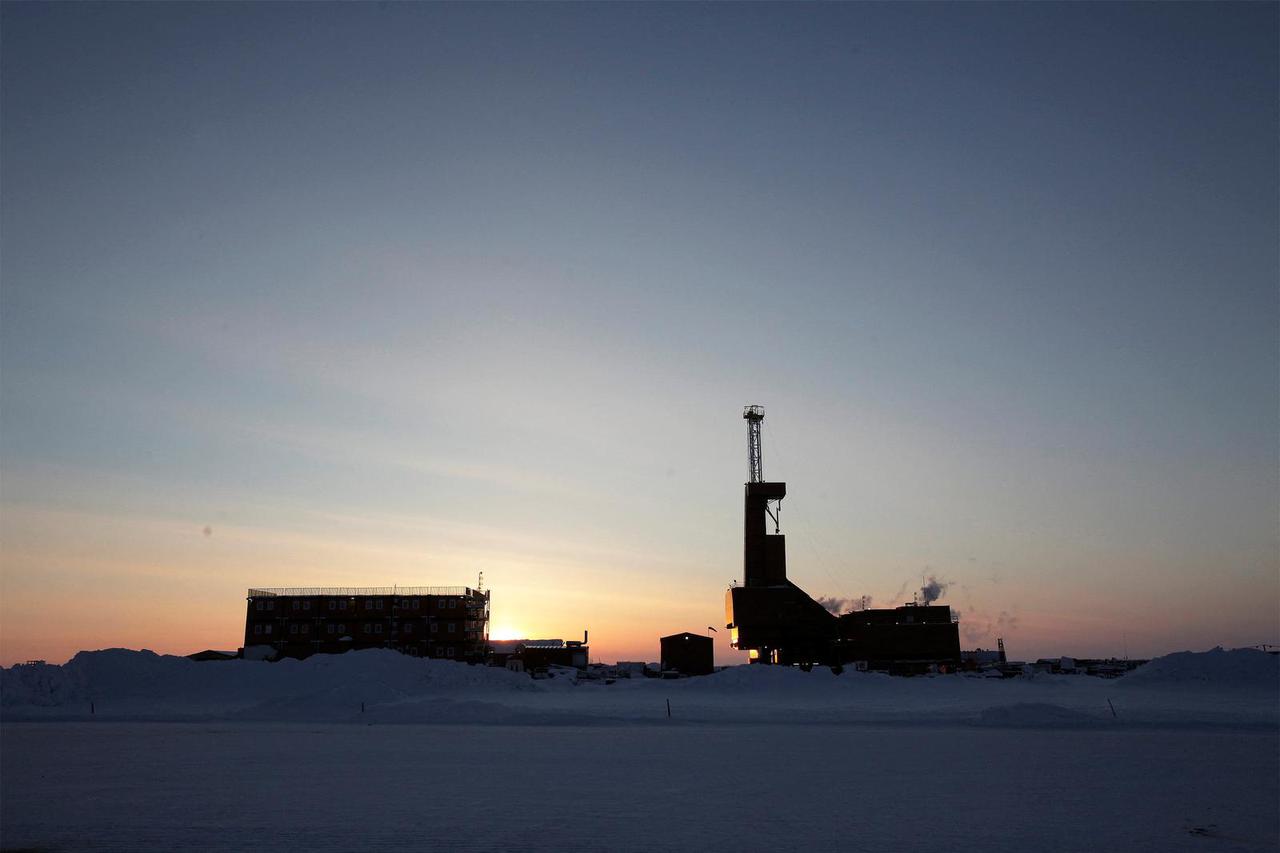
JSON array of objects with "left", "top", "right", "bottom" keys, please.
[{"left": 2, "top": 3, "right": 1276, "bottom": 664}]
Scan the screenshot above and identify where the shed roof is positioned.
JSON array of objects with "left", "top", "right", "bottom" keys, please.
[{"left": 660, "top": 632, "right": 712, "bottom": 642}]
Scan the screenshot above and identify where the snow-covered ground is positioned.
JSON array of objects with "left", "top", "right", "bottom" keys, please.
[
  {"left": 2, "top": 649, "right": 1276, "bottom": 851},
  {"left": 3, "top": 646, "right": 1276, "bottom": 728}
]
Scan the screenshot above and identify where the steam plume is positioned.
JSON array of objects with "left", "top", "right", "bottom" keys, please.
[
  {"left": 817, "top": 596, "right": 851, "bottom": 615},
  {"left": 919, "top": 575, "right": 948, "bottom": 605}
]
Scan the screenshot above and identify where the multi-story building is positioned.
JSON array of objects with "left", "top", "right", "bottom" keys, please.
[{"left": 242, "top": 586, "right": 490, "bottom": 662}]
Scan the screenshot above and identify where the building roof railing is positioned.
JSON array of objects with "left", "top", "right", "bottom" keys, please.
[
  {"left": 247, "top": 586, "right": 485, "bottom": 598},
  {"left": 519, "top": 639, "right": 568, "bottom": 649}
]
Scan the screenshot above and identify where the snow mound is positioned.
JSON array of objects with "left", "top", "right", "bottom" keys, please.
[
  {"left": 1121, "top": 648, "right": 1279, "bottom": 687},
  {"left": 4, "top": 646, "right": 1277, "bottom": 729},
  {"left": 2, "top": 648, "right": 539, "bottom": 720}
]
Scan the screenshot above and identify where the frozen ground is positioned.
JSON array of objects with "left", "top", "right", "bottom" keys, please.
[{"left": 1, "top": 649, "right": 1276, "bottom": 851}]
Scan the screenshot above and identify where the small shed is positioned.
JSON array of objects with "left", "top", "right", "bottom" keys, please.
[{"left": 659, "top": 632, "right": 714, "bottom": 676}]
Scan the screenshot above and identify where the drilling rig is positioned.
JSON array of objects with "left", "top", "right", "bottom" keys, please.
[
  {"left": 725, "top": 405, "right": 962, "bottom": 672},
  {"left": 726, "top": 406, "right": 838, "bottom": 666}
]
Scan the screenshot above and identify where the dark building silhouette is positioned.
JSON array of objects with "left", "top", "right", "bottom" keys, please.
[
  {"left": 489, "top": 635, "right": 591, "bottom": 672},
  {"left": 242, "top": 586, "right": 489, "bottom": 662},
  {"left": 962, "top": 638, "right": 1008, "bottom": 668},
  {"left": 725, "top": 406, "right": 961, "bottom": 671},
  {"left": 660, "top": 632, "right": 714, "bottom": 675},
  {"left": 836, "top": 604, "right": 961, "bottom": 672},
  {"left": 512, "top": 637, "right": 589, "bottom": 672}
]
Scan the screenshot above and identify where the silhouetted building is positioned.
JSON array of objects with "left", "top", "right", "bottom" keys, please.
[
  {"left": 962, "top": 641, "right": 1007, "bottom": 669},
  {"left": 660, "top": 632, "right": 714, "bottom": 675},
  {"left": 836, "top": 604, "right": 961, "bottom": 673},
  {"left": 242, "top": 586, "right": 489, "bottom": 662},
  {"left": 725, "top": 406, "right": 961, "bottom": 671},
  {"left": 485, "top": 639, "right": 525, "bottom": 668},
  {"left": 500, "top": 636, "right": 589, "bottom": 672}
]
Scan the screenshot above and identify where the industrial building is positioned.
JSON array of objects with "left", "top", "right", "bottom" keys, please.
[
  {"left": 242, "top": 586, "right": 489, "bottom": 662},
  {"left": 488, "top": 635, "right": 591, "bottom": 673},
  {"left": 962, "top": 639, "right": 1008, "bottom": 668},
  {"left": 660, "top": 632, "right": 715, "bottom": 676},
  {"left": 726, "top": 406, "right": 962, "bottom": 672}
]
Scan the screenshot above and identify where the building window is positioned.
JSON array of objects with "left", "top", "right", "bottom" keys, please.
[
  {"left": 264, "top": 624, "right": 272, "bottom": 635},
  {"left": 255, "top": 601, "right": 264, "bottom": 611},
  {"left": 340, "top": 600, "right": 348, "bottom": 610},
  {"left": 303, "top": 600, "right": 310, "bottom": 611},
  {"left": 328, "top": 600, "right": 336, "bottom": 611},
  {"left": 375, "top": 624, "right": 383, "bottom": 634},
  {"left": 430, "top": 623, "right": 439, "bottom": 634},
  {"left": 448, "top": 599, "right": 456, "bottom": 609},
  {"left": 301, "top": 624, "right": 309, "bottom": 634},
  {"left": 266, "top": 601, "right": 274, "bottom": 611},
  {"left": 373, "top": 599, "right": 383, "bottom": 610},
  {"left": 447, "top": 647, "right": 454, "bottom": 657},
  {"left": 289, "top": 624, "right": 298, "bottom": 635},
  {"left": 327, "top": 624, "right": 335, "bottom": 634},
  {"left": 292, "top": 600, "right": 300, "bottom": 610},
  {"left": 412, "top": 598, "right": 420, "bottom": 609},
  {"left": 363, "top": 623, "right": 371, "bottom": 634},
  {"left": 254, "top": 624, "right": 262, "bottom": 635},
  {"left": 404, "top": 623, "right": 413, "bottom": 634},
  {"left": 448, "top": 623, "right": 456, "bottom": 633},
  {"left": 337, "top": 624, "right": 346, "bottom": 634}
]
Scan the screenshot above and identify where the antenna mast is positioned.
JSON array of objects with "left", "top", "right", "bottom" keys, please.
[{"left": 743, "top": 405, "right": 764, "bottom": 483}]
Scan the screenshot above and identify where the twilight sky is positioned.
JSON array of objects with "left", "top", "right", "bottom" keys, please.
[{"left": 2, "top": 2, "right": 1276, "bottom": 666}]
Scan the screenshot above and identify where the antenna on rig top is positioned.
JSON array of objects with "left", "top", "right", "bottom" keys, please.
[{"left": 743, "top": 405, "right": 765, "bottom": 483}]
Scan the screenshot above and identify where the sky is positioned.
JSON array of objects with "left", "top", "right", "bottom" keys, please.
[{"left": 2, "top": 2, "right": 1276, "bottom": 667}]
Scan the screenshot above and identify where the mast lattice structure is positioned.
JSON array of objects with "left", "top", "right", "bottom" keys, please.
[{"left": 743, "top": 405, "right": 765, "bottom": 483}]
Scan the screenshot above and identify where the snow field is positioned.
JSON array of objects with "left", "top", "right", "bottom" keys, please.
[
  {"left": 1, "top": 722, "right": 1275, "bottom": 852},
  {"left": 3, "top": 647, "right": 1276, "bottom": 729},
  {"left": 2, "top": 648, "right": 1275, "bottom": 851}
]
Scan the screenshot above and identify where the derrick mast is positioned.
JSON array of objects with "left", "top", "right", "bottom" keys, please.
[
  {"left": 740, "top": 406, "right": 785, "bottom": 586},
  {"left": 728, "top": 405, "right": 833, "bottom": 666},
  {"left": 744, "top": 404, "right": 764, "bottom": 483}
]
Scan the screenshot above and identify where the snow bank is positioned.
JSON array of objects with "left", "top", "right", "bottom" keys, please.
[
  {"left": 2, "top": 648, "right": 539, "bottom": 721},
  {"left": 1121, "top": 647, "right": 1279, "bottom": 687},
  {"left": 3, "top": 646, "right": 1275, "bottom": 729}
]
